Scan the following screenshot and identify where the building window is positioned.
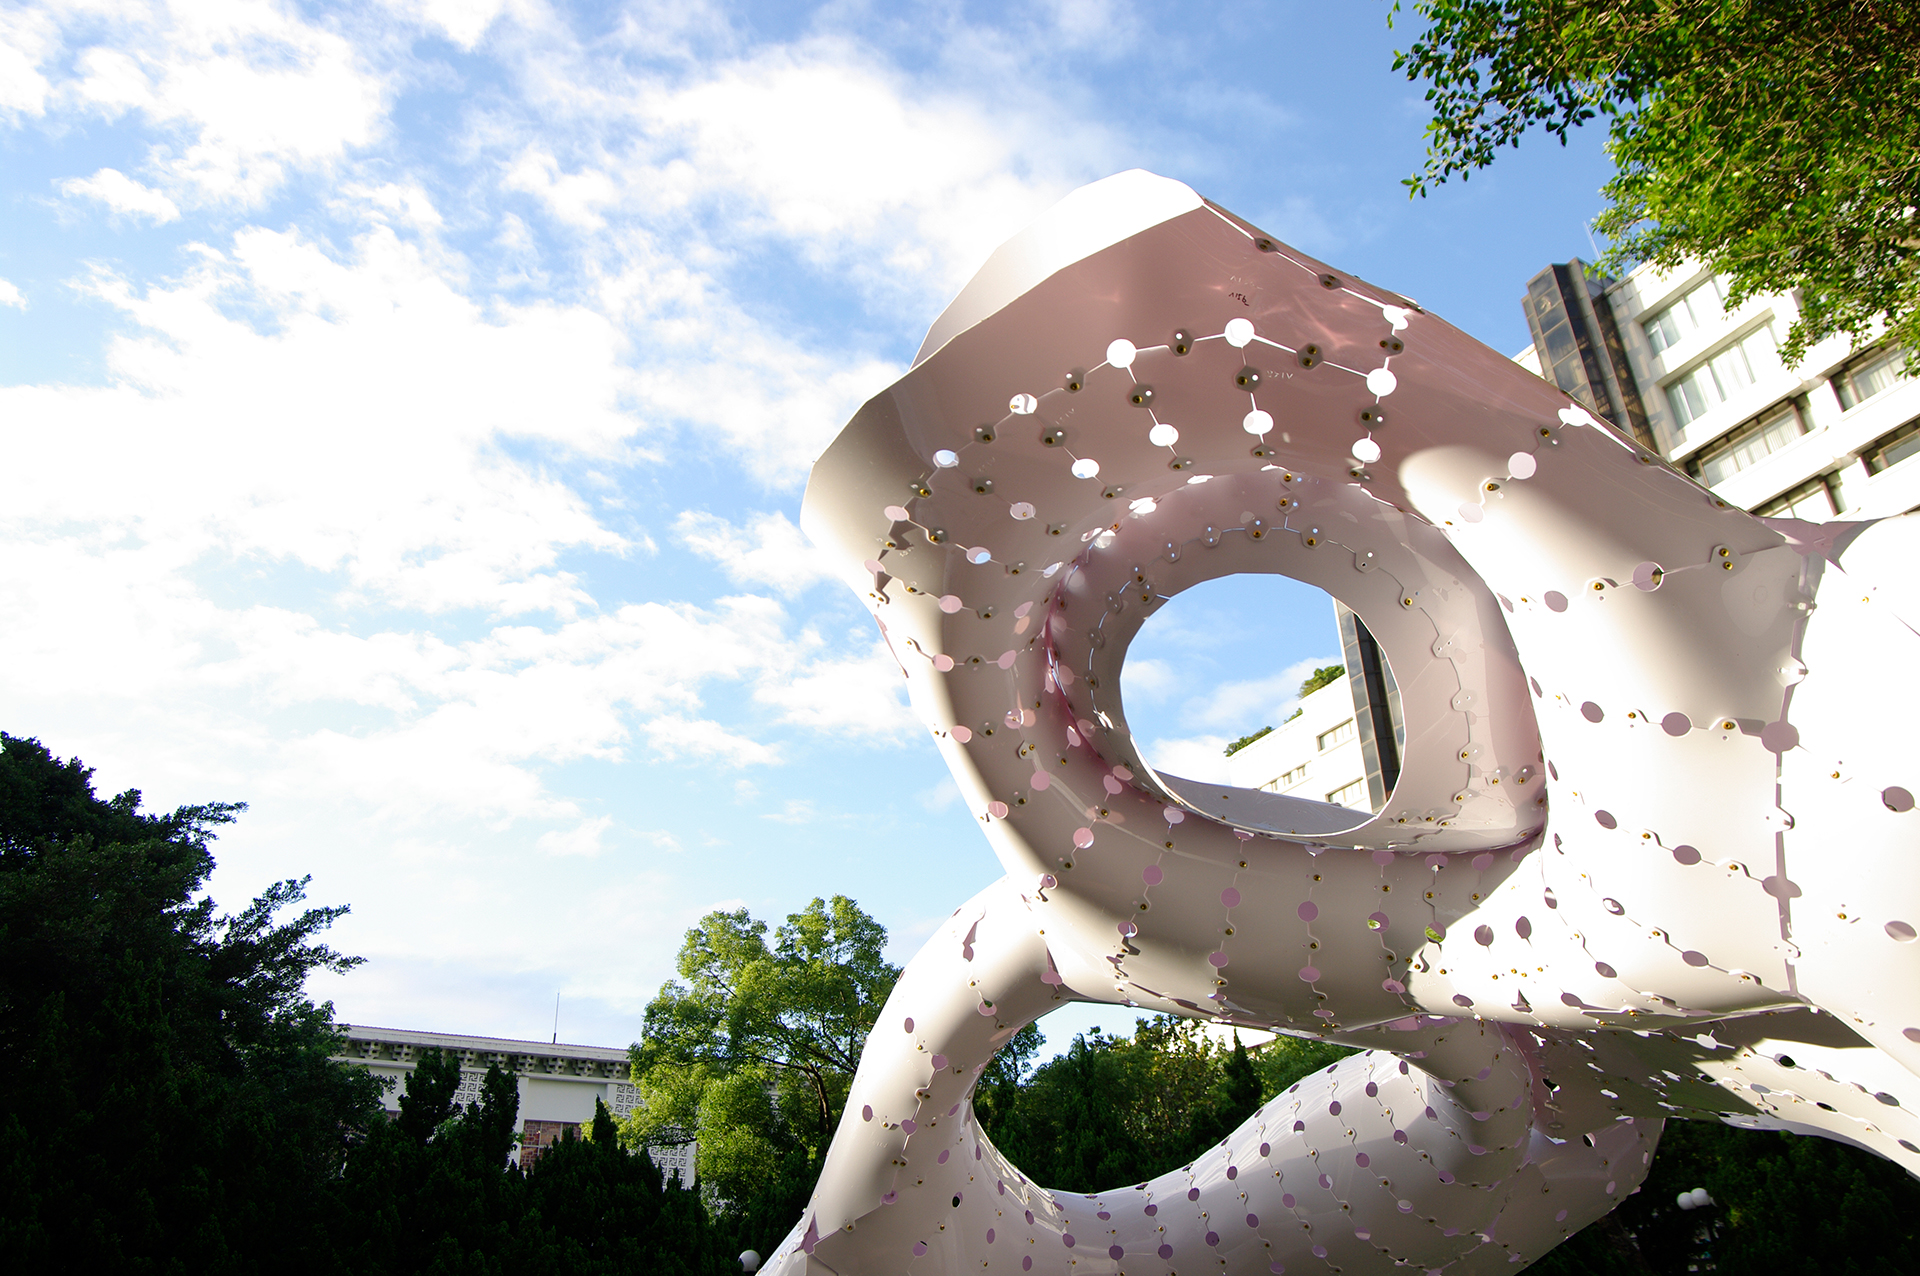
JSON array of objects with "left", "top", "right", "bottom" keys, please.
[
  {"left": 1260, "top": 763, "right": 1308, "bottom": 794},
  {"left": 1835, "top": 347, "right": 1911, "bottom": 410},
  {"left": 1326, "top": 779, "right": 1367, "bottom": 808},
  {"left": 1862, "top": 420, "right": 1920, "bottom": 474},
  {"left": 520, "top": 1119, "right": 580, "bottom": 1169},
  {"left": 1317, "top": 719, "right": 1355, "bottom": 752},
  {"left": 1686, "top": 401, "right": 1807, "bottom": 487},
  {"left": 1755, "top": 475, "right": 1839, "bottom": 520},
  {"left": 1642, "top": 276, "right": 1731, "bottom": 355},
  {"left": 1665, "top": 326, "right": 1780, "bottom": 428}
]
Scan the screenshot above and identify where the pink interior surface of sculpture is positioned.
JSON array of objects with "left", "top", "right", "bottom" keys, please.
[{"left": 769, "top": 171, "right": 1920, "bottom": 1274}]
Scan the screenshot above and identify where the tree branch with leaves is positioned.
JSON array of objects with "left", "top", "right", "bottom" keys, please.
[
  {"left": 625, "top": 896, "right": 899, "bottom": 1207},
  {"left": 1394, "top": 0, "right": 1920, "bottom": 364}
]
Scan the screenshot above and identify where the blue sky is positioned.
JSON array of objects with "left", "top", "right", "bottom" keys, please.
[{"left": 0, "top": 0, "right": 1614, "bottom": 1054}]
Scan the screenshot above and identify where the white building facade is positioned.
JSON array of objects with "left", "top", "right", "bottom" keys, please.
[
  {"left": 1222, "top": 601, "right": 1405, "bottom": 816},
  {"left": 333, "top": 1024, "right": 693, "bottom": 1183},
  {"left": 1225, "top": 673, "right": 1369, "bottom": 809},
  {"left": 1517, "top": 259, "right": 1920, "bottom": 523}
]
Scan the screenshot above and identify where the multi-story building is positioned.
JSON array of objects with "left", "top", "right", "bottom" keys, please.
[
  {"left": 1223, "top": 602, "right": 1404, "bottom": 815},
  {"left": 1223, "top": 260, "right": 1914, "bottom": 830},
  {"left": 333, "top": 1024, "right": 694, "bottom": 1181},
  {"left": 1517, "top": 260, "right": 1920, "bottom": 521}
]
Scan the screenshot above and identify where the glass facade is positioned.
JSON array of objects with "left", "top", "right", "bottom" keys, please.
[
  {"left": 1325, "top": 779, "right": 1367, "bottom": 809},
  {"left": 1755, "top": 475, "right": 1840, "bottom": 520},
  {"left": 1522, "top": 259, "right": 1920, "bottom": 530},
  {"left": 1863, "top": 422, "right": 1920, "bottom": 474},
  {"left": 1316, "top": 719, "right": 1355, "bottom": 752},
  {"left": 1689, "top": 400, "right": 1806, "bottom": 487},
  {"left": 1522, "top": 262, "right": 1654, "bottom": 448},
  {"left": 1836, "top": 347, "right": 1911, "bottom": 410},
  {"left": 1664, "top": 326, "right": 1780, "bottom": 428},
  {"left": 1642, "top": 276, "right": 1731, "bottom": 355}
]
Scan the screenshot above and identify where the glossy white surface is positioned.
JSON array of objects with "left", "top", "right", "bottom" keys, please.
[{"left": 770, "top": 173, "right": 1920, "bottom": 1274}]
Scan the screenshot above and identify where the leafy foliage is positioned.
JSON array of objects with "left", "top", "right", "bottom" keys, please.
[
  {"left": 332, "top": 1060, "right": 728, "bottom": 1276},
  {"left": 979, "top": 1017, "right": 1355, "bottom": 1193},
  {"left": 1298, "top": 665, "right": 1347, "bottom": 698},
  {"left": 0, "top": 732, "right": 385, "bottom": 1273},
  {"left": 626, "top": 895, "right": 899, "bottom": 1251},
  {"left": 515, "top": 1100, "right": 723, "bottom": 1275},
  {"left": 1394, "top": 0, "right": 1920, "bottom": 364},
  {"left": 1282, "top": 665, "right": 1349, "bottom": 723},
  {"left": 1530, "top": 1116, "right": 1920, "bottom": 1274},
  {"left": 1224, "top": 726, "right": 1274, "bottom": 757},
  {"left": 0, "top": 732, "right": 743, "bottom": 1273}
]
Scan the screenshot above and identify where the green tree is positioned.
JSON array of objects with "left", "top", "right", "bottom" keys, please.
[
  {"left": 626, "top": 896, "right": 899, "bottom": 1251},
  {"left": 1394, "top": 0, "right": 1920, "bottom": 364},
  {"left": 1253, "top": 1033, "right": 1361, "bottom": 1102},
  {"left": 0, "top": 732, "right": 383, "bottom": 1273},
  {"left": 397, "top": 1044, "right": 465, "bottom": 1141},
  {"left": 511, "top": 1100, "right": 724, "bottom": 1275},
  {"left": 1298, "top": 665, "right": 1346, "bottom": 698},
  {"left": 329, "top": 1052, "right": 532, "bottom": 1274},
  {"left": 980, "top": 1018, "right": 1342, "bottom": 1193},
  {"left": 1527, "top": 1116, "right": 1920, "bottom": 1275},
  {"left": 980, "top": 1019, "right": 1358, "bottom": 1194},
  {"left": 971, "top": 1021, "right": 1045, "bottom": 1132},
  {"left": 1224, "top": 726, "right": 1274, "bottom": 757},
  {"left": 1282, "top": 666, "right": 1347, "bottom": 723}
]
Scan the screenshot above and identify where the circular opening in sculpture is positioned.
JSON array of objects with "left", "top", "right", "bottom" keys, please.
[{"left": 1118, "top": 573, "right": 1403, "bottom": 836}]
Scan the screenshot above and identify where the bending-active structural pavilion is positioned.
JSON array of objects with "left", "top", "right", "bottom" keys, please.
[{"left": 769, "top": 171, "right": 1920, "bottom": 1274}]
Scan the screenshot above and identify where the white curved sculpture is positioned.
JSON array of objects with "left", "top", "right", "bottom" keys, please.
[{"left": 770, "top": 171, "right": 1920, "bottom": 1274}]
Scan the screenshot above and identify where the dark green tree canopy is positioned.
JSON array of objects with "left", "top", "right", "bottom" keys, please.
[
  {"left": 1395, "top": 0, "right": 1920, "bottom": 363},
  {"left": 0, "top": 732, "right": 382, "bottom": 1271}
]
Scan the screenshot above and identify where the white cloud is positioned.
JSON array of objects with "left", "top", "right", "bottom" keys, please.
[
  {"left": 54, "top": 0, "right": 391, "bottom": 208},
  {"left": 1138, "top": 733, "right": 1233, "bottom": 783},
  {"left": 917, "top": 778, "right": 960, "bottom": 812},
  {"left": 536, "top": 814, "right": 613, "bottom": 857},
  {"left": 59, "top": 167, "right": 181, "bottom": 222},
  {"left": 2, "top": 222, "right": 641, "bottom": 615},
  {"left": 624, "top": 325, "right": 898, "bottom": 487},
  {"left": 1182, "top": 655, "right": 1343, "bottom": 732},
  {"left": 762, "top": 798, "right": 814, "bottom": 824},
  {"left": 456, "top": 32, "right": 1129, "bottom": 486},
  {"left": 0, "top": 279, "right": 23, "bottom": 309},
  {"left": 0, "top": 6, "right": 55, "bottom": 117},
  {"left": 338, "top": 180, "right": 445, "bottom": 234},
  {"left": 401, "top": 0, "right": 510, "bottom": 51},
  {"left": 673, "top": 509, "right": 832, "bottom": 594},
  {"left": 754, "top": 638, "right": 916, "bottom": 740},
  {"left": 1043, "top": 0, "right": 1143, "bottom": 50},
  {"left": 638, "top": 714, "right": 782, "bottom": 767},
  {"left": 1119, "top": 656, "right": 1176, "bottom": 700},
  {"left": 503, "top": 146, "right": 622, "bottom": 230},
  {"left": 632, "top": 39, "right": 1086, "bottom": 301}
]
